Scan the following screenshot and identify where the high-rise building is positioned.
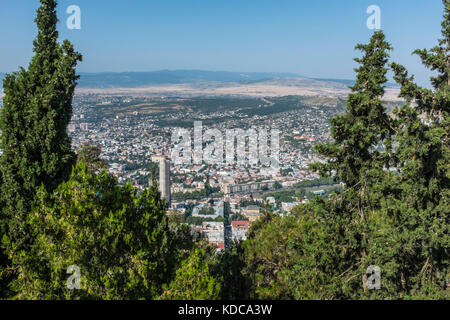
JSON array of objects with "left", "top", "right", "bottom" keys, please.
[{"left": 159, "top": 158, "right": 171, "bottom": 207}]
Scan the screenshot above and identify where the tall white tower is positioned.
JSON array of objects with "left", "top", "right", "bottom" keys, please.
[{"left": 159, "top": 158, "right": 171, "bottom": 207}]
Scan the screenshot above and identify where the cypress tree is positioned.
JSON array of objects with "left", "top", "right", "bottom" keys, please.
[
  {"left": 311, "top": 30, "right": 394, "bottom": 189},
  {"left": 0, "top": 0, "right": 81, "bottom": 293},
  {"left": 310, "top": 31, "right": 395, "bottom": 295},
  {"left": 386, "top": 0, "right": 449, "bottom": 298}
]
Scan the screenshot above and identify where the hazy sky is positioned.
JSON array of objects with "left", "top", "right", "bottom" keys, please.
[{"left": 0, "top": 0, "right": 445, "bottom": 86}]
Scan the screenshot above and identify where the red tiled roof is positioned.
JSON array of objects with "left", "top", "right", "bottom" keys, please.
[
  {"left": 209, "top": 242, "right": 225, "bottom": 249},
  {"left": 232, "top": 221, "right": 251, "bottom": 229}
]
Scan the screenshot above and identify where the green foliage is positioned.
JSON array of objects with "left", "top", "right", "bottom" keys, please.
[
  {"left": 262, "top": 190, "right": 297, "bottom": 205},
  {"left": 171, "top": 223, "right": 195, "bottom": 261},
  {"left": 310, "top": 31, "right": 394, "bottom": 187},
  {"left": 230, "top": 213, "right": 249, "bottom": 222},
  {"left": 293, "top": 177, "right": 337, "bottom": 188},
  {"left": 0, "top": 0, "right": 82, "bottom": 298},
  {"left": 239, "top": 198, "right": 260, "bottom": 207},
  {"left": 382, "top": 0, "right": 449, "bottom": 299},
  {"left": 0, "top": 0, "right": 82, "bottom": 243},
  {"left": 159, "top": 247, "right": 221, "bottom": 300},
  {"left": 0, "top": 169, "right": 12, "bottom": 298},
  {"left": 76, "top": 143, "right": 106, "bottom": 174},
  {"left": 243, "top": 207, "right": 335, "bottom": 299},
  {"left": 11, "top": 162, "right": 177, "bottom": 299},
  {"left": 246, "top": 203, "right": 275, "bottom": 240},
  {"left": 199, "top": 207, "right": 215, "bottom": 216},
  {"left": 219, "top": 242, "right": 251, "bottom": 300},
  {"left": 172, "top": 184, "right": 221, "bottom": 201},
  {"left": 185, "top": 216, "right": 224, "bottom": 226}
]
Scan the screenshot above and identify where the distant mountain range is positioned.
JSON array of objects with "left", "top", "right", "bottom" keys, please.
[
  {"left": 0, "top": 70, "right": 399, "bottom": 94},
  {"left": 76, "top": 70, "right": 308, "bottom": 88}
]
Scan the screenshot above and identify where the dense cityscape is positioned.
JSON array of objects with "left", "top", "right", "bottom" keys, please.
[{"left": 68, "top": 94, "right": 345, "bottom": 250}]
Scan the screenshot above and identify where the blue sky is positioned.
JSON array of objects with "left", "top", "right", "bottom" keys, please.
[{"left": 0, "top": 0, "right": 445, "bottom": 86}]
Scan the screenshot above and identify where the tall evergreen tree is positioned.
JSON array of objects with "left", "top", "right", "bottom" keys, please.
[
  {"left": 310, "top": 31, "right": 395, "bottom": 295},
  {"left": 311, "top": 30, "right": 394, "bottom": 189},
  {"left": 385, "top": 0, "right": 449, "bottom": 298},
  {"left": 0, "top": 0, "right": 81, "bottom": 296},
  {"left": 0, "top": 0, "right": 81, "bottom": 248}
]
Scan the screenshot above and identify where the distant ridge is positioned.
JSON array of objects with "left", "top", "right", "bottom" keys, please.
[
  {"left": 312, "top": 78, "right": 355, "bottom": 86},
  {"left": 0, "top": 70, "right": 397, "bottom": 93},
  {"left": 312, "top": 77, "right": 399, "bottom": 89},
  {"left": 75, "top": 71, "right": 397, "bottom": 89},
  {"left": 76, "top": 70, "right": 304, "bottom": 88}
]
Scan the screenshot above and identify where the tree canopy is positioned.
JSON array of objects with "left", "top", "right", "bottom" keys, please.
[{"left": 13, "top": 163, "right": 177, "bottom": 299}]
